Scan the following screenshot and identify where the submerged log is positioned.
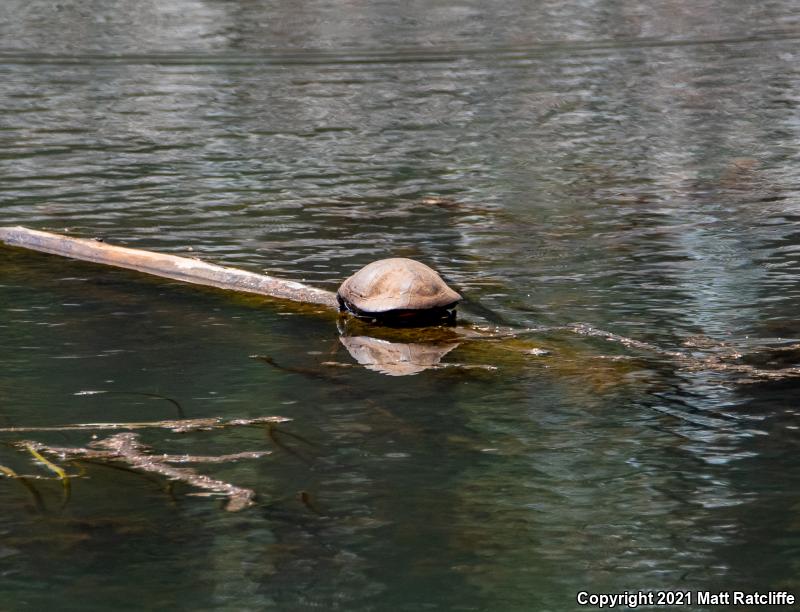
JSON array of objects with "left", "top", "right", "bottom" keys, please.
[
  {"left": 3, "top": 227, "right": 793, "bottom": 385},
  {"left": 0, "top": 226, "right": 338, "bottom": 309}
]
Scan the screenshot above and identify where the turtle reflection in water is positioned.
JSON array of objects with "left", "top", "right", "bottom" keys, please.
[{"left": 338, "top": 335, "right": 460, "bottom": 376}]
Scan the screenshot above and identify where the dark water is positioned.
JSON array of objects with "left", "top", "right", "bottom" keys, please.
[{"left": 3, "top": 1, "right": 800, "bottom": 610}]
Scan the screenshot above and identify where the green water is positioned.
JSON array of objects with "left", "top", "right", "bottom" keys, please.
[{"left": 3, "top": 1, "right": 800, "bottom": 610}]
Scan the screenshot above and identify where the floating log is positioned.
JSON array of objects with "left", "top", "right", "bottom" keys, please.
[{"left": 0, "top": 226, "right": 339, "bottom": 309}]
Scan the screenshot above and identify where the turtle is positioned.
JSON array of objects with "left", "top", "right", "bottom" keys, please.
[{"left": 336, "top": 258, "right": 462, "bottom": 325}]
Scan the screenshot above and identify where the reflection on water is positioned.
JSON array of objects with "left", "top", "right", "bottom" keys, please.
[
  {"left": 339, "top": 334, "right": 459, "bottom": 376},
  {"left": 3, "top": 0, "right": 800, "bottom": 609}
]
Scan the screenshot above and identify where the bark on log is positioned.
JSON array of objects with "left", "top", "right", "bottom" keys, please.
[{"left": 0, "top": 226, "right": 339, "bottom": 309}]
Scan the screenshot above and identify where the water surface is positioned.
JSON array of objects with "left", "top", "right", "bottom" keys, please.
[{"left": 3, "top": 1, "right": 800, "bottom": 610}]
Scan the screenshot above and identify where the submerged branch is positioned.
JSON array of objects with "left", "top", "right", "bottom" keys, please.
[
  {"left": 0, "top": 415, "right": 289, "bottom": 433},
  {"left": 1, "top": 416, "right": 291, "bottom": 511},
  {"left": 556, "top": 323, "right": 800, "bottom": 383},
  {"left": 24, "top": 443, "right": 71, "bottom": 505},
  {"left": 0, "top": 464, "right": 18, "bottom": 478},
  {"left": 75, "top": 390, "right": 187, "bottom": 419},
  {"left": 0, "top": 465, "right": 47, "bottom": 512},
  {"left": 19, "top": 434, "right": 264, "bottom": 512},
  {"left": 154, "top": 450, "right": 271, "bottom": 463}
]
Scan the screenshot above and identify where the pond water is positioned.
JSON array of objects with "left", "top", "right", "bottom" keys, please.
[{"left": 3, "top": 1, "right": 800, "bottom": 610}]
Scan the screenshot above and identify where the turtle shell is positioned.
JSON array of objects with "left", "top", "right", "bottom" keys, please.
[{"left": 337, "top": 258, "right": 461, "bottom": 317}]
